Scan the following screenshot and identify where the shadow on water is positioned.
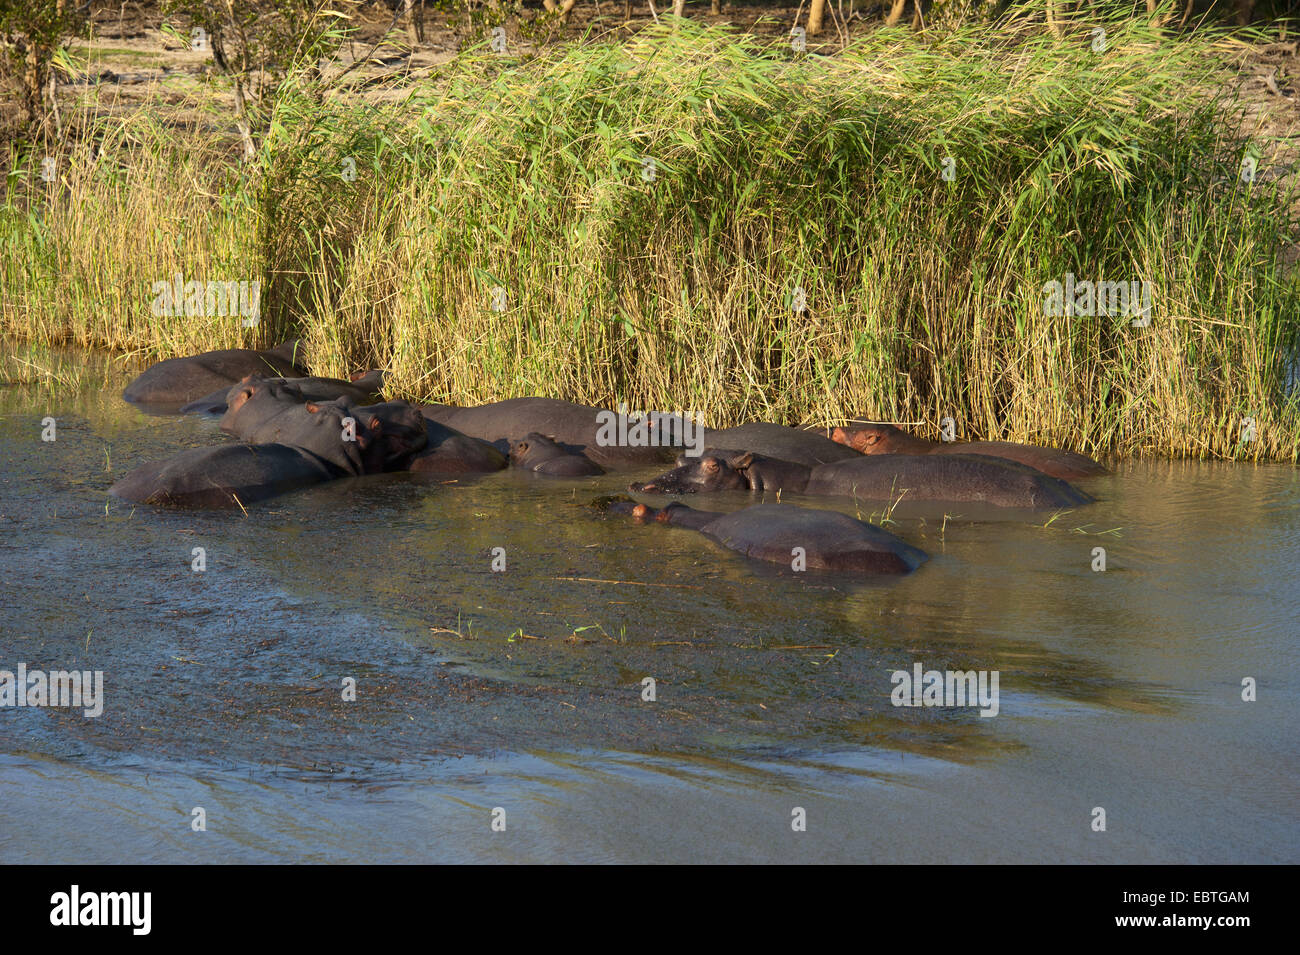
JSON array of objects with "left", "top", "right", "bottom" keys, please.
[{"left": 1, "top": 345, "right": 1297, "bottom": 862}]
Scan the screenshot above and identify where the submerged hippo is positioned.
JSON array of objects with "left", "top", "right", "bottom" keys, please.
[
  {"left": 420, "top": 397, "right": 686, "bottom": 471},
  {"left": 831, "top": 422, "right": 1106, "bottom": 481},
  {"left": 408, "top": 421, "right": 508, "bottom": 475},
  {"left": 598, "top": 498, "right": 927, "bottom": 575},
  {"left": 109, "top": 443, "right": 342, "bottom": 509},
  {"left": 178, "top": 369, "right": 385, "bottom": 416},
  {"left": 121, "top": 341, "right": 307, "bottom": 408},
  {"left": 630, "top": 449, "right": 1091, "bottom": 509},
  {"left": 509, "top": 433, "right": 604, "bottom": 476}
]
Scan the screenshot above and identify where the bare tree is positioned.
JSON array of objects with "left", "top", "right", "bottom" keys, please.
[
  {"left": 809, "top": 0, "right": 826, "bottom": 34},
  {"left": 542, "top": 0, "right": 578, "bottom": 18}
]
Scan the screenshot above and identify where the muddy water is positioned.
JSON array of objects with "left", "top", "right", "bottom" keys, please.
[{"left": 0, "top": 347, "right": 1296, "bottom": 863}]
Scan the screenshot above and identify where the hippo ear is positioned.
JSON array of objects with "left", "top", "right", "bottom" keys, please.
[
  {"left": 229, "top": 384, "right": 256, "bottom": 410},
  {"left": 702, "top": 457, "right": 719, "bottom": 472},
  {"left": 305, "top": 402, "right": 321, "bottom": 413},
  {"left": 729, "top": 452, "right": 754, "bottom": 470}
]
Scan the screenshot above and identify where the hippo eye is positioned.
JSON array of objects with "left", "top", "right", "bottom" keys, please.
[{"left": 703, "top": 459, "right": 718, "bottom": 472}]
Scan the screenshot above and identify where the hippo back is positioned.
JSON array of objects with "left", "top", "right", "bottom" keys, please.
[
  {"left": 700, "top": 422, "right": 861, "bottom": 468},
  {"left": 109, "top": 443, "right": 336, "bottom": 508},
  {"left": 935, "top": 441, "right": 1106, "bottom": 481},
  {"left": 699, "top": 504, "right": 927, "bottom": 574},
  {"left": 421, "top": 397, "right": 679, "bottom": 470},
  {"left": 805, "top": 454, "right": 1091, "bottom": 509},
  {"left": 122, "top": 347, "right": 307, "bottom": 407}
]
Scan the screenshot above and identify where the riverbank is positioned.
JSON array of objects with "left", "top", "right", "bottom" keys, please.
[{"left": 4, "top": 14, "right": 1299, "bottom": 459}]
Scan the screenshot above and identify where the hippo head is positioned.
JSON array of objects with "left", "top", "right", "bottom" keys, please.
[
  {"left": 509, "top": 432, "right": 543, "bottom": 461},
  {"left": 628, "top": 450, "right": 754, "bottom": 494},
  {"left": 329, "top": 399, "right": 428, "bottom": 472},
  {"left": 592, "top": 496, "right": 683, "bottom": 522},
  {"left": 349, "top": 369, "right": 385, "bottom": 395},
  {"left": 224, "top": 373, "right": 303, "bottom": 410},
  {"left": 831, "top": 422, "right": 908, "bottom": 454},
  {"left": 224, "top": 374, "right": 267, "bottom": 415},
  {"left": 591, "top": 494, "right": 651, "bottom": 517}
]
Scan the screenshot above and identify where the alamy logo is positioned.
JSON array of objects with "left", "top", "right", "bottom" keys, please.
[
  {"left": 1043, "top": 272, "right": 1153, "bottom": 325},
  {"left": 50, "top": 886, "right": 150, "bottom": 935},
  {"left": 0, "top": 664, "right": 103, "bottom": 717},
  {"left": 595, "top": 404, "right": 706, "bottom": 457},
  {"left": 150, "top": 272, "right": 261, "bottom": 326},
  {"left": 890, "top": 663, "right": 999, "bottom": 717}
]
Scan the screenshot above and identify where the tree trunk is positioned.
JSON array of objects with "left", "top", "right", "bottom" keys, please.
[
  {"left": 404, "top": 0, "right": 418, "bottom": 43},
  {"left": 808, "top": 0, "right": 826, "bottom": 35},
  {"left": 884, "top": 0, "right": 906, "bottom": 27},
  {"left": 673, "top": 0, "right": 686, "bottom": 16},
  {"left": 232, "top": 72, "right": 256, "bottom": 161},
  {"left": 1046, "top": 0, "right": 1063, "bottom": 39}
]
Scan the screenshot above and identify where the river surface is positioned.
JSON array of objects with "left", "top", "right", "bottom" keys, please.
[{"left": 0, "top": 346, "right": 1296, "bottom": 863}]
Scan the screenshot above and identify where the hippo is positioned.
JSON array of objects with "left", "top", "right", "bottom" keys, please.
[
  {"left": 220, "top": 378, "right": 427, "bottom": 472},
  {"left": 420, "top": 397, "right": 686, "bottom": 471},
  {"left": 220, "top": 377, "right": 322, "bottom": 443},
  {"left": 831, "top": 422, "right": 1107, "bottom": 481},
  {"left": 108, "top": 442, "right": 343, "bottom": 508},
  {"left": 178, "top": 369, "right": 385, "bottom": 416},
  {"left": 597, "top": 498, "right": 927, "bottom": 575},
  {"left": 408, "top": 421, "right": 508, "bottom": 475},
  {"left": 509, "top": 433, "right": 605, "bottom": 476},
  {"left": 312, "top": 398, "right": 429, "bottom": 473},
  {"left": 699, "top": 421, "right": 861, "bottom": 467},
  {"left": 110, "top": 392, "right": 423, "bottom": 508},
  {"left": 121, "top": 341, "right": 307, "bottom": 409},
  {"left": 630, "top": 449, "right": 1091, "bottom": 509}
]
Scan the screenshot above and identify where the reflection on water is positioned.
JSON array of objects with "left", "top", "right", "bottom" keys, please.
[{"left": 0, "top": 346, "right": 1296, "bottom": 862}]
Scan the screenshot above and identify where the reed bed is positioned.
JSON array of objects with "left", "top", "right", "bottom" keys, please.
[{"left": 3, "top": 15, "right": 1297, "bottom": 459}]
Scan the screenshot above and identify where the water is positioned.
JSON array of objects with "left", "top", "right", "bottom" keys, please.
[{"left": 0, "top": 347, "right": 1296, "bottom": 862}]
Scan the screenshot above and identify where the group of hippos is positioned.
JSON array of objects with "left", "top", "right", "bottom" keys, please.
[{"left": 110, "top": 341, "right": 1108, "bottom": 577}]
